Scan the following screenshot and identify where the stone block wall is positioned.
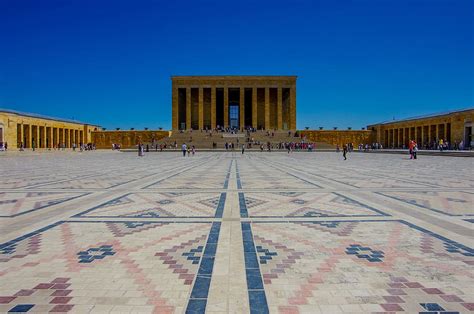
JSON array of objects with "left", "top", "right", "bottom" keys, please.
[
  {"left": 91, "top": 130, "right": 170, "bottom": 149},
  {"left": 300, "top": 130, "right": 374, "bottom": 146}
]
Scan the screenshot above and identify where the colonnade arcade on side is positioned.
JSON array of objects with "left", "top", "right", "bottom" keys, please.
[{"left": 171, "top": 76, "right": 297, "bottom": 130}]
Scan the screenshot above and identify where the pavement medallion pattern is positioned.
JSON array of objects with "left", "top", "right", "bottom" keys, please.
[{"left": 0, "top": 151, "right": 472, "bottom": 313}]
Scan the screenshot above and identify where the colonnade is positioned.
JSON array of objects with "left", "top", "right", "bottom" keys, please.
[
  {"left": 173, "top": 86, "right": 295, "bottom": 130},
  {"left": 16, "top": 123, "right": 84, "bottom": 149},
  {"left": 383, "top": 122, "right": 451, "bottom": 148},
  {"left": 171, "top": 76, "right": 297, "bottom": 131}
]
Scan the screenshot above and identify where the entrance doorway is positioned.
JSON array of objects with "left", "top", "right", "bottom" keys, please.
[
  {"left": 229, "top": 104, "right": 239, "bottom": 129},
  {"left": 465, "top": 125, "right": 472, "bottom": 148}
]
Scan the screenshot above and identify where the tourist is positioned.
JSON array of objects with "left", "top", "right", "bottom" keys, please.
[
  {"left": 241, "top": 144, "right": 245, "bottom": 154},
  {"left": 342, "top": 144, "right": 348, "bottom": 160},
  {"left": 32, "top": 139, "right": 36, "bottom": 151},
  {"left": 181, "top": 143, "right": 187, "bottom": 157},
  {"left": 138, "top": 142, "right": 144, "bottom": 157},
  {"left": 409, "top": 140, "right": 415, "bottom": 159},
  {"left": 413, "top": 142, "right": 418, "bottom": 159},
  {"left": 187, "top": 146, "right": 190, "bottom": 157},
  {"left": 191, "top": 145, "right": 195, "bottom": 156}
]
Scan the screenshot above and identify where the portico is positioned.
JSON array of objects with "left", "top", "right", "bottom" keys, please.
[{"left": 171, "top": 76, "right": 297, "bottom": 130}]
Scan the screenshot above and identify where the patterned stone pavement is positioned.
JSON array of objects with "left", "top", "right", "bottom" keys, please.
[{"left": 0, "top": 151, "right": 472, "bottom": 313}]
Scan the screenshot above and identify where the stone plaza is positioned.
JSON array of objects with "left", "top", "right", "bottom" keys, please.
[{"left": 0, "top": 151, "right": 473, "bottom": 313}]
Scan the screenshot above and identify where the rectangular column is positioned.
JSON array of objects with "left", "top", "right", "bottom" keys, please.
[
  {"left": 19, "top": 124, "right": 24, "bottom": 148},
  {"left": 277, "top": 87, "right": 283, "bottom": 129},
  {"left": 172, "top": 86, "right": 178, "bottom": 130},
  {"left": 402, "top": 128, "right": 406, "bottom": 147},
  {"left": 34, "top": 126, "right": 39, "bottom": 148},
  {"left": 264, "top": 87, "right": 270, "bottom": 130},
  {"left": 414, "top": 127, "right": 418, "bottom": 144},
  {"left": 28, "top": 125, "right": 32, "bottom": 148},
  {"left": 239, "top": 87, "right": 245, "bottom": 129},
  {"left": 56, "top": 128, "right": 60, "bottom": 147},
  {"left": 49, "top": 127, "right": 53, "bottom": 148},
  {"left": 421, "top": 125, "right": 425, "bottom": 146},
  {"left": 392, "top": 129, "right": 395, "bottom": 147},
  {"left": 211, "top": 87, "right": 216, "bottom": 129},
  {"left": 198, "top": 87, "right": 204, "bottom": 130},
  {"left": 186, "top": 87, "right": 191, "bottom": 130},
  {"left": 224, "top": 87, "right": 229, "bottom": 128},
  {"left": 42, "top": 126, "right": 46, "bottom": 148},
  {"left": 252, "top": 87, "right": 257, "bottom": 128},
  {"left": 444, "top": 123, "right": 448, "bottom": 140},
  {"left": 290, "top": 85, "right": 296, "bottom": 129}
]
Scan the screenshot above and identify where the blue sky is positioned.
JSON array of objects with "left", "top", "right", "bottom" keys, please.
[{"left": 0, "top": 0, "right": 472, "bottom": 129}]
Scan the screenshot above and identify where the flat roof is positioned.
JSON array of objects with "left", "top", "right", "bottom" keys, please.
[
  {"left": 0, "top": 108, "right": 100, "bottom": 126},
  {"left": 369, "top": 108, "right": 474, "bottom": 126},
  {"left": 171, "top": 75, "right": 297, "bottom": 80}
]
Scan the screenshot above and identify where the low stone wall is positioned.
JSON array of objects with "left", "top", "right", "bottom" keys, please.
[
  {"left": 92, "top": 130, "right": 170, "bottom": 149},
  {"left": 300, "top": 130, "right": 375, "bottom": 146}
]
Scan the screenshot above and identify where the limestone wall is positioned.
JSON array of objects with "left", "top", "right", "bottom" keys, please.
[
  {"left": 368, "top": 109, "right": 474, "bottom": 148},
  {"left": 300, "top": 130, "right": 374, "bottom": 146},
  {"left": 0, "top": 111, "right": 99, "bottom": 149},
  {"left": 91, "top": 130, "right": 170, "bottom": 149}
]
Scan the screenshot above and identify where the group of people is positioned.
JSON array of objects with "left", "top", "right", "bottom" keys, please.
[
  {"left": 180, "top": 143, "right": 196, "bottom": 157},
  {"left": 408, "top": 140, "right": 419, "bottom": 159},
  {"left": 1, "top": 141, "right": 96, "bottom": 152}
]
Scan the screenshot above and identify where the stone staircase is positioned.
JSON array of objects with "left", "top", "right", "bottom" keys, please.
[{"left": 142, "top": 130, "right": 337, "bottom": 150}]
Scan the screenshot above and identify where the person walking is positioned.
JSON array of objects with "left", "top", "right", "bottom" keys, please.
[
  {"left": 181, "top": 143, "right": 187, "bottom": 157},
  {"left": 342, "top": 144, "right": 348, "bottom": 160},
  {"left": 138, "top": 142, "right": 144, "bottom": 157},
  {"left": 413, "top": 141, "right": 418, "bottom": 159},
  {"left": 241, "top": 144, "right": 245, "bottom": 154},
  {"left": 409, "top": 140, "right": 414, "bottom": 159}
]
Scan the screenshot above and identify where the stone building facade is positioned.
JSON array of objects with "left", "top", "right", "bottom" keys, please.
[
  {"left": 368, "top": 109, "right": 474, "bottom": 149},
  {"left": 171, "top": 76, "right": 297, "bottom": 131},
  {"left": 301, "top": 130, "right": 374, "bottom": 146},
  {"left": 91, "top": 130, "right": 169, "bottom": 149},
  {"left": 0, "top": 109, "right": 100, "bottom": 149}
]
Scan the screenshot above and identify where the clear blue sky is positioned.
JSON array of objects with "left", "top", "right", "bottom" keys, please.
[{"left": 0, "top": 0, "right": 472, "bottom": 130}]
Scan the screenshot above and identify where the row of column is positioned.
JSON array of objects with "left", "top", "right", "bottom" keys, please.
[
  {"left": 384, "top": 123, "right": 450, "bottom": 148},
  {"left": 17, "top": 124, "right": 84, "bottom": 149},
  {"left": 173, "top": 86, "right": 296, "bottom": 130}
]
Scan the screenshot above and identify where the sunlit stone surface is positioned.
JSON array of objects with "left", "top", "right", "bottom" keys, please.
[{"left": 0, "top": 151, "right": 473, "bottom": 313}]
